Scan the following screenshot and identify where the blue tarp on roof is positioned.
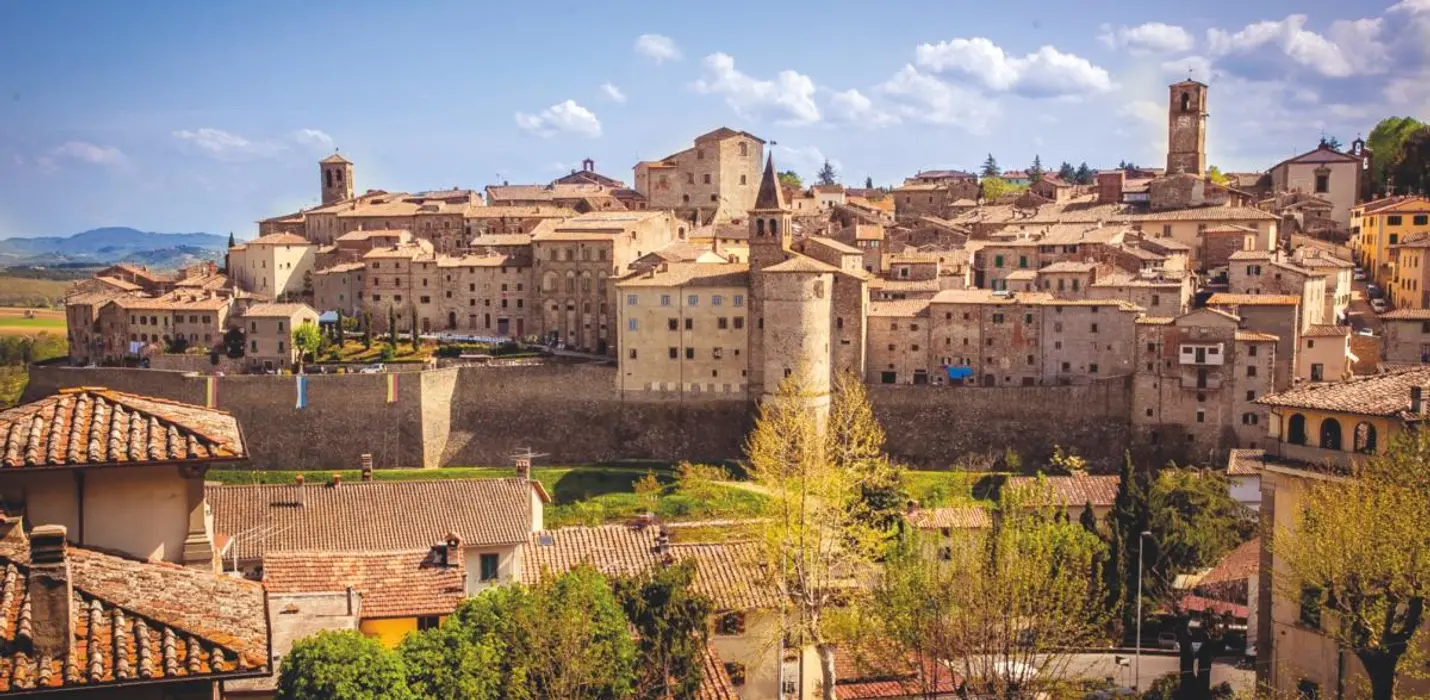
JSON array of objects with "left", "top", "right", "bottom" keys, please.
[{"left": 945, "top": 366, "right": 975, "bottom": 381}]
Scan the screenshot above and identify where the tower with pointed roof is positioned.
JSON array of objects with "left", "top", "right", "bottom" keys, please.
[
  {"left": 320, "top": 151, "right": 354, "bottom": 205},
  {"left": 746, "top": 155, "right": 793, "bottom": 398},
  {"left": 1167, "top": 79, "right": 1208, "bottom": 176}
]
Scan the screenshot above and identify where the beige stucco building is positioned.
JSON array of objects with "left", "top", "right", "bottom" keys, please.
[
  {"left": 616, "top": 261, "right": 750, "bottom": 396},
  {"left": 229, "top": 232, "right": 318, "bottom": 301},
  {"left": 241, "top": 302, "right": 320, "bottom": 371},
  {"left": 1268, "top": 143, "right": 1362, "bottom": 230}
]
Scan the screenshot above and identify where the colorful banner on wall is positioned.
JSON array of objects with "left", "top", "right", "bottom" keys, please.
[
  {"left": 385, "top": 373, "right": 398, "bottom": 403},
  {"left": 295, "top": 375, "right": 308, "bottom": 410},
  {"left": 205, "top": 376, "right": 218, "bottom": 408}
]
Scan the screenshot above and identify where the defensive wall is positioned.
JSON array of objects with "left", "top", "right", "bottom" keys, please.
[{"left": 24, "top": 366, "right": 1133, "bottom": 470}]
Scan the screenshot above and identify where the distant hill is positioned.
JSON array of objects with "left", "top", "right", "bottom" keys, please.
[{"left": 0, "top": 227, "right": 228, "bottom": 269}]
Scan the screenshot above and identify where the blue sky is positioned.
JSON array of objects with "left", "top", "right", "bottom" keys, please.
[{"left": 0, "top": 0, "right": 1421, "bottom": 238}]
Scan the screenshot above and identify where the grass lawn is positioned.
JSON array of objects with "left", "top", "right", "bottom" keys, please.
[
  {"left": 206, "top": 462, "right": 767, "bottom": 528},
  {"left": 901, "top": 469, "right": 1000, "bottom": 507},
  {"left": 318, "top": 339, "right": 434, "bottom": 364},
  {"left": 0, "top": 309, "right": 66, "bottom": 336}
]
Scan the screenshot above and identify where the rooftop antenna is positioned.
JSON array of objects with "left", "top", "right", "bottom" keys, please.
[{"left": 510, "top": 447, "right": 549, "bottom": 479}]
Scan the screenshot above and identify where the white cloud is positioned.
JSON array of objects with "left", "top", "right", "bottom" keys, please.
[
  {"left": 1100, "top": 22, "right": 1196, "bottom": 53},
  {"left": 600, "top": 82, "right": 626, "bottom": 103},
  {"left": 1205, "top": 14, "right": 1385, "bottom": 78},
  {"left": 289, "top": 128, "right": 334, "bottom": 149},
  {"left": 690, "top": 53, "right": 820, "bottom": 125},
  {"left": 915, "top": 37, "right": 1113, "bottom": 97},
  {"left": 1119, "top": 100, "right": 1164, "bottom": 125},
  {"left": 514, "top": 100, "right": 603, "bottom": 138},
  {"left": 828, "top": 88, "right": 898, "bottom": 128},
  {"left": 634, "top": 34, "right": 681, "bottom": 64},
  {"left": 1160, "top": 55, "right": 1215, "bottom": 82},
  {"left": 51, "top": 141, "right": 126, "bottom": 167},
  {"left": 877, "top": 65, "right": 999, "bottom": 134},
  {"left": 773, "top": 145, "right": 839, "bottom": 181},
  {"left": 172, "top": 128, "right": 286, "bottom": 160},
  {"left": 1390, "top": 0, "right": 1430, "bottom": 14}
]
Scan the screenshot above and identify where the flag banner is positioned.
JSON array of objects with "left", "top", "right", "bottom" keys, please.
[
  {"left": 295, "top": 375, "right": 308, "bottom": 409},
  {"left": 205, "top": 376, "right": 218, "bottom": 408},
  {"left": 386, "top": 373, "right": 398, "bottom": 403}
]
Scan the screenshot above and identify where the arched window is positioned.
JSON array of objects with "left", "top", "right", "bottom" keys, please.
[
  {"left": 756, "top": 219, "right": 765, "bottom": 236},
  {"left": 1180, "top": 93, "right": 1191, "bottom": 112},
  {"left": 771, "top": 219, "right": 780, "bottom": 236},
  {"left": 325, "top": 170, "right": 333, "bottom": 188},
  {"left": 1287, "top": 414, "right": 1307, "bottom": 445},
  {"left": 1319, "top": 417, "right": 1343, "bottom": 451},
  {"left": 542, "top": 271, "right": 557, "bottom": 292},
  {"left": 1354, "top": 422, "right": 1378, "bottom": 454}
]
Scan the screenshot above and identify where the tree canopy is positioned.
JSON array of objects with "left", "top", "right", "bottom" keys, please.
[
  {"left": 1368, "top": 116, "right": 1426, "bottom": 192},
  {"left": 614, "top": 560, "right": 714, "bottom": 699},
  {"left": 1029, "top": 155, "right": 1044, "bottom": 183},
  {"left": 816, "top": 159, "right": 838, "bottom": 186},
  {"left": 981, "top": 154, "right": 1000, "bottom": 178},
  {"left": 980, "top": 177, "right": 1014, "bottom": 202},
  {"left": 277, "top": 630, "right": 414, "bottom": 700},
  {"left": 1206, "top": 165, "right": 1229, "bottom": 185},
  {"left": 778, "top": 170, "right": 803, "bottom": 189},
  {"left": 1073, "top": 162, "right": 1094, "bottom": 185},
  {"left": 1058, "top": 162, "right": 1076, "bottom": 182},
  {"left": 292, "top": 322, "right": 322, "bottom": 371},
  {"left": 1389, "top": 127, "right": 1430, "bottom": 196}
]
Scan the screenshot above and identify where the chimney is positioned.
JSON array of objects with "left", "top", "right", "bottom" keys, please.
[
  {"left": 442, "top": 532, "right": 462, "bottom": 567},
  {"left": 361, "top": 454, "right": 374, "bottom": 481},
  {"left": 294, "top": 473, "right": 305, "bottom": 506},
  {"left": 331, "top": 472, "right": 341, "bottom": 487},
  {"left": 654, "top": 527, "right": 671, "bottom": 557},
  {"left": 514, "top": 455, "right": 531, "bottom": 480},
  {"left": 1412, "top": 386, "right": 1423, "bottom": 414},
  {"left": 1097, "top": 171, "right": 1125, "bottom": 206},
  {"left": 29, "top": 525, "right": 73, "bottom": 659}
]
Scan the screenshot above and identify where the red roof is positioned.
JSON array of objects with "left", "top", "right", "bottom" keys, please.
[{"left": 263, "top": 549, "right": 467, "bottom": 619}]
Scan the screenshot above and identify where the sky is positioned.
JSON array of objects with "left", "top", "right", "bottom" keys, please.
[{"left": 0, "top": 0, "right": 1423, "bottom": 239}]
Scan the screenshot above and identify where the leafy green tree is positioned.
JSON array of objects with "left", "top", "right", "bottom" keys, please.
[
  {"left": 778, "top": 170, "right": 803, "bottom": 189},
  {"left": 980, "top": 176, "right": 1013, "bottom": 202},
  {"left": 1079, "top": 501, "right": 1098, "bottom": 534},
  {"left": 334, "top": 310, "right": 345, "bottom": 347},
  {"left": 277, "top": 630, "right": 414, "bottom": 700},
  {"left": 1074, "top": 162, "right": 1094, "bottom": 185},
  {"left": 1389, "top": 126, "right": 1430, "bottom": 196},
  {"left": 362, "top": 311, "right": 374, "bottom": 350},
  {"left": 227, "top": 232, "right": 236, "bottom": 249},
  {"left": 1206, "top": 165, "right": 1229, "bottom": 185},
  {"left": 1058, "top": 162, "right": 1076, "bottom": 182},
  {"left": 827, "top": 371, "right": 905, "bottom": 530},
  {"left": 1275, "top": 431, "right": 1430, "bottom": 700},
  {"left": 387, "top": 307, "right": 398, "bottom": 347},
  {"left": 981, "top": 154, "right": 999, "bottom": 178},
  {"left": 1322, "top": 135, "right": 1343, "bottom": 151},
  {"left": 633, "top": 470, "right": 662, "bottom": 513},
  {"left": 409, "top": 307, "right": 420, "bottom": 349},
  {"left": 224, "top": 327, "right": 245, "bottom": 359},
  {"left": 292, "top": 322, "right": 322, "bottom": 373},
  {"left": 1145, "top": 469, "right": 1244, "bottom": 600},
  {"left": 615, "top": 560, "right": 714, "bottom": 700},
  {"left": 1369, "top": 117, "right": 1425, "bottom": 191},
  {"left": 1106, "top": 454, "right": 1148, "bottom": 638},
  {"left": 816, "top": 159, "right": 838, "bottom": 186},
  {"left": 1029, "top": 154, "right": 1044, "bottom": 183}
]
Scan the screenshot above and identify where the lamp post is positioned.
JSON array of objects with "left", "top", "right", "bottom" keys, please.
[{"left": 1135, "top": 530, "right": 1152, "bottom": 690}]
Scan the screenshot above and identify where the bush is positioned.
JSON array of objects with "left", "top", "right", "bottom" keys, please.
[
  {"left": 379, "top": 345, "right": 397, "bottom": 362},
  {"left": 277, "top": 630, "right": 413, "bottom": 700}
]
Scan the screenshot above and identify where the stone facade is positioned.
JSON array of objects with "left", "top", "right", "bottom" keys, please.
[
  {"left": 633, "top": 128, "right": 764, "bottom": 223},
  {"left": 1167, "top": 80, "right": 1208, "bottom": 176},
  {"left": 1268, "top": 144, "right": 1361, "bottom": 229}
]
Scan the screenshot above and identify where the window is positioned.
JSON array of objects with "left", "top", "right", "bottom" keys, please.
[
  {"left": 1418, "top": 215, "right": 1429, "bottom": 226},
  {"left": 734, "top": 317, "right": 744, "bottom": 329},
  {"left": 716, "top": 612, "right": 746, "bottom": 635},
  {"left": 712, "top": 295, "right": 723, "bottom": 306},
  {"left": 1248, "top": 345, "right": 1258, "bottom": 357},
  {"left": 1354, "top": 421, "right": 1378, "bottom": 454},
  {"left": 1310, "top": 363, "right": 1324, "bottom": 381},
  {"left": 417, "top": 616, "right": 441, "bottom": 631},
  {"left": 994, "top": 255, "right": 1004, "bottom": 268},
  {"left": 668, "top": 318, "right": 679, "bottom": 331},
  {"left": 1246, "top": 365, "right": 1257, "bottom": 377},
  {"left": 1314, "top": 173, "right": 1329, "bottom": 194},
  {"left": 1090, "top": 323, "right": 1099, "bottom": 333},
  {"left": 733, "top": 294, "right": 744, "bottom": 307},
  {"left": 1320, "top": 417, "right": 1343, "bottom": 450},
  {"left": 688, "top": 295, "right": 699, "bottom": 306},
  {"left": 713, "top": 347, "right": 723, "bottom": 360},
  {"left": 1246, "top": 390, "right": 1256, "bottom": 401},
  {"left": 480, "top": 553, "right": 499, "bottom": 582},
  {"left": 627, "top": 319, "right": 638, "bottom": 331},
  {"left": 1242, "top": 412, "right": 1259, "bottom": 425},
  {"left": 1297, "top": 680, "right": 1321, "bottom": 700},
  {"left": 627, "top": 294, "right": 638, "bottom": 306},
  {"left": 1287, "top": 414, "right": 1307, "bottom": 445},
  {"left": 420, "top": 295, "right": 431, "bottom": 304},
  {"left": 718, "top": 317, "right": 728, "bottom": 330},
  {"left": 278, "top": 340, "right": 285, "bottom": 353},
  {"left": 685, "top": 347, "right": 694, "bottom": 359},
  {"left": 250, "top": 340, "right": 257, "bottom": 352},
  {"left": 1090, "top": 363, "right": 1099, "bottom": 373},
  {"left": 684, "top": 318, "right": 693, "bottom": 330},
  {"left": 1389, "top": 215, "right": 1404, "bottom": 226},
  {"left": 992, "top": 313, "right": 1004, "bottom": 324},
  {"left": 668, "top": 347, "right": 678, "bottom": 359},
  {"left": 628, "top": 349, "right": 637, "bottom": 359},
  {"left": 1299, "top": 585, "right": 1322, "bottom": 628}
]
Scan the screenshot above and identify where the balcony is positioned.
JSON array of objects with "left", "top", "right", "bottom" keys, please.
[
  {"left": 1179, "top": 367, "right": 1224, "bottom": 390},
  {"left": 1179, "top": 343, "right": 1225, "bottom": 366}
]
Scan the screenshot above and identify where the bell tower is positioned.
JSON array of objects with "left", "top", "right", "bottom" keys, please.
[
  {"left": 747, "top": 154, "right": 793, "bottom": 398},
  {"left": 320, "top": 151, "right": 354, "bottom": 205},
  {"left": 1167, "top": 80, "right": 1208, "bottom": 176}
]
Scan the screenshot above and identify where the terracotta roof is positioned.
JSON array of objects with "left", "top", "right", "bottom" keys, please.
[
  {"left": 1206, "top": 293, "right": 1300, "bottom": 306},
  {"left": 469, "top": 233, "right": 534, "bottom": 247},
  {"left": 92, "top": 277, "right": 142, "bottom": 292},
  {"left": 1127, "top": 205, "right": 1278, "bottom": 223},
  {"left": 242, "top": 303, "right": 316, "bottom": 319},
  {"left": 1004, "top": 474, "right": 1119, "bottom": 508},
  {"left": 0, "top": 389, "right": 245, "bottom": 469},
  {"left": 699, "top": 645, "right": 739, "bottom": 700},
  {"left": 1228, "top": 250, "right": 1271, "bottom": 261},
  {"left": 319, "top": 152, "right": 351, "bottom": 164},
  {"left": 522, "top": 524, "right": 779, "bottom": 611},
  {"left": 806, "top": 236, "right": 861, "bottom": 255},
  {"left": 1200, "top": 537, "right": 1260, "bottom": 587},
  {"left": 262, "top": 550, "right": 466, "bottom": 619},
  {"left": 1302, "top": 324, "right": 1349, "bottom": 338},
  {"left": 208, "top": 478, "right": 543, "bottom": 562},
  {"left": 436, "top": 254, "right": 519, "bottom": 268},
  {"left": 868, "top": 300, "right": 931, "bottom": 318},
  {"left": 1235, "top": 330, "right": 1280, "bottom": 342},
  {"left": 616, "top": 262, "right": 749, "bottom": 289},
  {"left": 1255, "top": 367, "right": 1430, "bottom": 418},
  {"left": 834, "top": 647, "right": 962, "bottom": 699},
  {"left": 1136, "top": 316, "right": 1177, "bottom": 325},
  {"left": 763, "top": 255, "right": 839, "bottom": 274},
  {"left": 1039, "top": 261, "right": 1098, "bottom": 273},
  {"left": 1178, "top": 594, "right": 1248, "bottom": 619},
  {"left": 1226, "top": 448, "right": 1265, "bottom": 476},
  {"left": 0, "top": 526, "right": 269, "bottom": 692},
  {"left": 908, "top": 506, "right": 991, "bottom": 529},
  {"left": 314, "top": 262, "right": 365, "bottom": 275},
  {"left": 245, "top": 233, "right": 310, "bottom": 246},
  {"left": 1381, "top": 309, "right": 1430, "bottom": 320}
]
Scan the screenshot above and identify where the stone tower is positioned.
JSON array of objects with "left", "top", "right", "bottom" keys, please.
[
  {"left": 1167, "top": 80, "right": 1208, "bottom": 177},
  {"left": 759, "top": 258, "right": 834, "bottom": 424},
  {"left": 746, "top": 154, "right": 794, "bottom": 398},
  {"left": 320, "top": 152, "right": 354, "bottom": 205}
]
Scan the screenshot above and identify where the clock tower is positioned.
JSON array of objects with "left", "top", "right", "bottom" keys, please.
[{"left": 1167, "top": 80, "right": 1208, "bottom": 177}]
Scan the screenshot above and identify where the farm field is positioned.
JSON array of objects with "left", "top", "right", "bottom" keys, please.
[
  {"left": 0, "top": 307, "right": 66, "bottom": 336},
  {"left": 0, "top": 275, "right": 72, "bottom": 309}
]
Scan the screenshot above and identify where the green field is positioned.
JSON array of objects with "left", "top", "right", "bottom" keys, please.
[{"left": 0, "top": 276, "right": 71, "bottom": 309}]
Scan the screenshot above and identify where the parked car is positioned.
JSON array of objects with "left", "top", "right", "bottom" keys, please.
[
  {"left": 1367, "top": 284, "right": 1384, "bottom": 299},
  {"left": 1371, "top": 298, "right": 1388, "bottom": 314},
  {"left": 1353, "top": 269, "right": 1368, "bottom": 281},
  {"left": 357, "top": 363, "right": 386, "bottom": 374},
  {"left": 1157, "top": 631, "right": 1178, "bottom": 649}
]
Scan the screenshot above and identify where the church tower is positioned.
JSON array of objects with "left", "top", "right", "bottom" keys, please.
[
  {"left": 320, "top": 151, "right": 354, "bottom": 205},
  {"left": 1167, "top": 80, "right": 1208, "bottom": 176},
  {"left": 746, "top": 155, "right": 794, "bottom": 399}
]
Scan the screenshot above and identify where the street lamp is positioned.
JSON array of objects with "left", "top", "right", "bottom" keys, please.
[{"left": 1135, "top": 530, "right": 1152, "bottom": 690}]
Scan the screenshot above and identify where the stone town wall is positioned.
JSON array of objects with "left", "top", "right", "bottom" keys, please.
[{"left": 24, "top": 365, "right": 1133, "bottom": 470}]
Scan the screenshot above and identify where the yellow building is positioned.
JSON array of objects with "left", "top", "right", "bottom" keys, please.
[
  {"left": 1389, "top": 235, "right": 1430, "bottom": 310},
  {"left": 1352, "top": 196, "right": 1430, "bottom": 287},
  {"left": 615, "top": 260, "right": 751, "bottom": 397},
  {"left": 1252, "top": 368, "right": 1430, "bottom": 696}
]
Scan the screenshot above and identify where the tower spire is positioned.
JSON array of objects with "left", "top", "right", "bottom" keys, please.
[{"left": 754, "top": 154, "right": 787, "bottom": 211}]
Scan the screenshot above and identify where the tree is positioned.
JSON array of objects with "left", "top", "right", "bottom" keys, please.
[
  {"left": 1368, "top": 117, "right": 1426, "bottom": 192},
  {"left": 223, "top": 327, "right": 245, "bottom": 359},
  {"left": 1275, "top": 431, "right": 1430, "bottom": 700},
  {"left": 334, "top": 309, "right": 345, "bottom": 347},
  {"left": 980, "top": 176, "right": 1013, "bottom": 202},
  {"left": 816, "top": 159, "right": 838, "bottom": 186},
  {"left": 827, "top": 371, "right": 905, "bottom": 530},
  {"left": 409, "top": 306, "right": 420, "bottom": 349},
  {"left": 857, "top": 485, "right": 1108, "bottom": 697},
  {"left": 277, "top": 630, "right": 414, "bottom": 700},
  {"left": 1206, "top": 165, "right": 1230, "bottom": 185},
  {"left": 614, "top": 560, "right": 714, "bottom": 700},
  {"left": 1105, "top": 454, "right": 1148, "bottom": 638},
  {"left": 1074, "top": 162, "right": 1094, "bottom": 185},
  {"left": 401, "top": 567, "right": 637, "bottom": 700},
  {"left": 746, "top": 368, "right": 884, "bottom": 699},
  {"left": 864, "top": 176, "right": 874, "bottom": 189},
  {"left": 1321, "top": 135, "right": 1344, "bottom": 151},
  {"left": 778, "top": 170, "right": 803, "bottom": 190},
  {"left": 633, "top": 470, "right": 662, "bottom": 514},
  {"left": 1144, "top": 469, "right": 1244, "bottom": 601},
  {"left": 292, "top": 322, "right": 322, "bottom": 373},
  {"left": 1058, "top": 162, "right": 1076, "bottom": 182},
  {"left": 1079, "top": 501, "right": 1098, "bottom": 534},
  {"left": 1029, "top": 155, "right": 1044, "bottom": 183},
  {"left": 1389, "top": 126, "right": 1430, "bottom": 196},
  {"left": 981, "top": 154, "right": 999, "bottom": 178},
  {"left": 362, "top": 311, "right": 374, "bottom": 350},
  {"left": 227, "top": 232, "right": 236, "bottom": 249},
  {"left": 387, "top": 307, "right": 398, "bottom": 347}
]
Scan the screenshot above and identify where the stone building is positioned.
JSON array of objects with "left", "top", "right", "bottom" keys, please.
[
  {"left": 228, "top": 233, "right": 317, "bottom": 301},
  {"left": 1132, "top": 308, "right": 1277, "bottom": 461},
  {"left": 320, "top": 152, "right": 354, "bottom": 205},
  {"left": 362, "top": 238, "right": 439, "bottom": 333},
  {"left": 1268, "top": 142, "right": 1362, "bottom": 229},
  {"left": 313, "top": 261, "right": 366, "bottom": 318},
  {"left": 615, "top": 262, "right": 750, "bottom": 396},
  {"left": 1167, "top": 79, "right": 1208, "bottom": 176},
  {"left": 1389, "top": 235, "right": 1430, "bottom": 310},
  {"left": 241, "top": 302, "right": 320, "bottom": 372},
  {"left": 1380, "top": 309, "right": 1430, "bottom": 365},
  {"left": 92, "top": 292, "right": 233, "bottom": 363},
  {"left": 438, "top": 253, "right": 532, "bottom": 337},
  {"left": 633, "top": 128, "right": 765, "bottom": 223},
  {"left": 1206, "top": 294, "right": 1306, "bottom": 392}
]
